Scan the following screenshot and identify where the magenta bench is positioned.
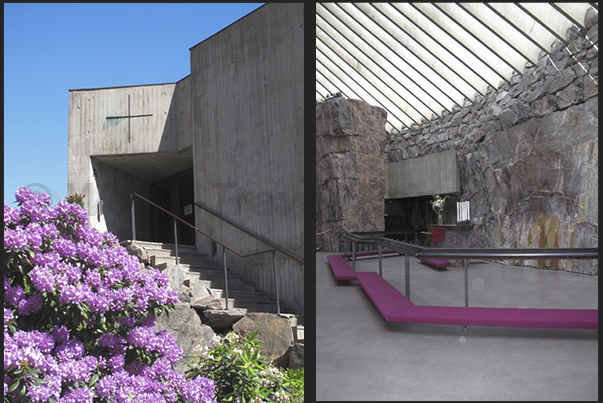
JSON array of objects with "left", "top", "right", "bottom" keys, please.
[
  {"left": 420, "top": 258, "right": 452, "bottom": 269},
  {"left": 328, "top": 253, "right": 598, "bottom": 329},
  {"left": 327, "top": 254, "right": 358, "bottom": 281}
]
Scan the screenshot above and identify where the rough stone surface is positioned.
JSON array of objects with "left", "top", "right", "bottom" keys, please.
[
  {"left": 316, "top": 97, "right": 387, "bottom": 251},
  {"left": 233, "top": 312, "right": 294, "bottom": 363},
  {"left": 189, "top": 285, "right": 212, "bottom": 300},
  {"left": 380, "top": 21, "right": 598, "bottom": 274},
  {"left": 154, "top": 303, "right": 216, "bottom": 374},
  {"left": 191, "top": 295, "right": 223, "bottom": 311},
  {"left": 126, "top": 243, "right": 150, "bottom": 266},
  {"left": 163, "top": 264, "right": 186, "bottom": 292},
  {"left": 203, "top": 308, "right": 246, "bottom": 329},
  {"left": 273, "top": 342, "right": 304, "bottom": 370}
]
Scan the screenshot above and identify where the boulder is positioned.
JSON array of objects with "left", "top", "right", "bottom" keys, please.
[
  {"left": 233, "top": 312, "right": 293, "bottom": 363},
  {"left": 316, "top": 97, "right": 387, "bottom": 251},
  {"left": 203, "top": 308, "right": 246, "bottom": 329},
  {"left": 163, "top": 264, "right": 186, "bottom": 292},
  {"left": 154, "top": 302, "right": 216, "bottom": 374},
  {"left": 273, "top": 342, "right": 304, "bottom": 370},
  {"left": 125, "top": 243, "right": 150, "bottom": 266},
  {"left": 189, "top": 285, "right": 212, "bottom": 300},
  {"left": 191, "top": 295, "right": 223, "bottom": 311}
]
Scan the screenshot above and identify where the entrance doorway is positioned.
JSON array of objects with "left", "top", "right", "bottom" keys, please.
[{"left": 151, "top": 168, "right": 195, "bottom": 245}]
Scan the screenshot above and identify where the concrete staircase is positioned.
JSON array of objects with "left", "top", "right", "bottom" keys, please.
[{"left": 126, "top": 241, "right": 304, "bottom": 342}]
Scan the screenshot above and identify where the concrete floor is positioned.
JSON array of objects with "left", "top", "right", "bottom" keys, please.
[{"left": 316, "top": 251, "right": 598, "bottom": 401}]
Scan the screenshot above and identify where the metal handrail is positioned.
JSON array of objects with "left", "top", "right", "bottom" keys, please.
[
  {"left": 131, "top": 193, "right": 303, "bottom": 314},
  {"left": 340, "top": 231, "right": 598, "bottom": 307},
  {"left": 194, "top": 199, "right": 304, "bottom": 264}
]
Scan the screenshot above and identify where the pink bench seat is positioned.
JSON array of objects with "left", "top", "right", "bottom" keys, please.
[
  {"left": 327, "top": 254, "right": 357, "bottom": 281},
  {"left": 327, "top": 253, "right": 598, "bottom": 329},
  {"left": 388, "top": 305, "right": 598, "bottom": 329},
  {"left": 421, "top": 259, "right": 451, "bottom": 269}
]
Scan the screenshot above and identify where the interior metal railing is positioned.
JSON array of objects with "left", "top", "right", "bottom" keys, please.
[
  {"left": 341, "top": 231, "right": 598, "bottom": 307},
  {"left": 131, "top": 193, "right": 304, "bottom": 314}
]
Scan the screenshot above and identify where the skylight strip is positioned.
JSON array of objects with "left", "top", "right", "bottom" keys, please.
[
  {"left": 317, "top": 24, "right": 437, "bottom": 121},
  {"left": 317, "top": 51, "right": 410, "bottom": 128},
  {"left": 318, "top": 7, "right": 452, "bottom": 117},
  {"left": 317, "top": 36, "right": 429, "bottom": 123}
]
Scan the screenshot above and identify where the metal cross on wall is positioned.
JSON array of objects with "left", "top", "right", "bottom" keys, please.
[{"left": 106, "top": 95, "right": 153, "bottom": 142}]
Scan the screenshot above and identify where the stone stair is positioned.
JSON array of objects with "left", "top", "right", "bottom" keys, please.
[{"left": 123, "top": 241, "right": 303, "bottom": 340}]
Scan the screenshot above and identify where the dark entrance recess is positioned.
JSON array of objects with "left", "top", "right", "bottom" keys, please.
[
  {"left": 384, "top": 194, "right": 460, "bottom": 246},
  {"left": 151, "top": 168, "right": 195, "bottom": 246}
]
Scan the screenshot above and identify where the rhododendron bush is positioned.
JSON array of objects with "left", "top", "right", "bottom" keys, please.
[{"left": 4, "top": 187, "right": 216, "bottom": 402}]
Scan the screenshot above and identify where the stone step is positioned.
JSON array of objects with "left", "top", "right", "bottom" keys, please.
[
  {"left": 122, "top": 240, "right": 200, "bottom": 255},
  {"left": 185, "top": 276, "right": 257, "bottom": 293},
  {"left": 209, "top": 288, "right": 272, "bottom": 302},
  {"left": 218, "top": 298, "right": 278, "bottom": 313},
  {"left": 154, "top": 255, "right": 219, "bottom": 268},
  {"left": 123, "top": 240, "right": 288, "bottom": 315}
]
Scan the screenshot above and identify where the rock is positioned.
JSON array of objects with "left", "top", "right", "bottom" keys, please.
[
  {"left": 203, "top": 308, "right": 246, "bottom": 329},
  {"left": 556, "top": 83, "right": 581, "bottom": 109},
  {"left": 191, "top": 295, "right": 223, "bottom": 311},
  {"left": 154, "top": 303, "right": 216, "bottom": 374},
  {"left": 544, "top": 67, "right": 576, "bottom": 93},
  {"left": 273, "top": 343, "right": 304, "bottom": 370},
  {"left": 233, "top": 312, "right": 293, "bottom": 363},
  {"left": 163, "top": 264, "right": 186, "bottom": 292},
  {"left": 125, "top": 243, "right": 150, "bottom": 266},
  {"left": 189, "top": 285, "right": 212, "bottom": 300},
  {"left": 375, "top": 23, "right": 598, "bottom": 275},
  {"left": 498, "top": 109, "right": 518, "bottom": 129},
  {"left": 316, "top": 97, "right": 387, "bottom": 251}
]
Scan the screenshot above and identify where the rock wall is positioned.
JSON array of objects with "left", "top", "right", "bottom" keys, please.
[
  {"left": 382, "top": 14, "right": 598, "bottom": 274},
  {"left": 316, "top": 98, "right": 387, "bottom": 251}
]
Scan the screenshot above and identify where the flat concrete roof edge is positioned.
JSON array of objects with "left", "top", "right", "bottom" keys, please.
[{"left": 69, "top": 82, "right": 178, "bottom": 92}]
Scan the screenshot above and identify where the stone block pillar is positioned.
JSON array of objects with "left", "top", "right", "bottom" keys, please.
[{"left": 316, "top": 97, "right": 387, "bottom": 251}]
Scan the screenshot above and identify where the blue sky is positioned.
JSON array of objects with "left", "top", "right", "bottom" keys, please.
[{"left": 4, "top": 2, "right": 264, "bottom": 206}]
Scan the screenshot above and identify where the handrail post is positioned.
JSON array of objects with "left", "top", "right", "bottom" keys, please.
[
  {"left": 464, "top": 258, "right": 469, "bottom": 307},
  {"left": 173, "top": 217, "right": 179, "bottom": 266},
  {"left": 273, "top": 250, "right": 281, "bottom": 314},
  {"left": 405, "top": 254, "right": 410, "bottom": 301},
  {"left": 223, "top": 246, "right": 229, "bottom": 309},
  {"left": 352, "top": 240, "right": 357, "bottom": 270},
  {"left": 131, "top": 194, "right": 136, "bottom": 241},
  {"left": 378, "top": 244, "right": 383, "bottom": 277}
]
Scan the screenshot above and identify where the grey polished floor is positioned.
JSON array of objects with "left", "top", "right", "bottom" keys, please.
[{"left": 316, "top": 251, "right": 598, "bottom": 401}]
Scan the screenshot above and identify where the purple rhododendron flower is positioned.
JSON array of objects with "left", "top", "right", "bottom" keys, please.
[{"left": 4, "top": 188, "right": 217, "bottom": 403}]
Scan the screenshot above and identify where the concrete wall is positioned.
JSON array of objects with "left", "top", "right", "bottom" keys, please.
[
  {"left": 68, "top": 83, "right": 190, "bottom": 240},
  {"left": 385, "top": 149, "right": 460, "bottom": 199},
  {"left": 190, "top": 3, "right": 305, "bottom": 314}
]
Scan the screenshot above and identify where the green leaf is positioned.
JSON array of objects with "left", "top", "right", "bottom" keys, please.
[{"left": 8, "top": 379, "right": 21, "bottom": 393}]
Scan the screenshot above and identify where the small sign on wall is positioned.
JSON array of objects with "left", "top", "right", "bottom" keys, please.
[{"left": 184, "top": 204, "right": 193, "bottom": 216}]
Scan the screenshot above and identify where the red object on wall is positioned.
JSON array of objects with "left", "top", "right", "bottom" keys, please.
[{"left": 431, "top": 227, "right": 444, "bottom": 242}]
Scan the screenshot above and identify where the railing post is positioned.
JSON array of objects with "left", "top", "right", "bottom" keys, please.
[
  {"left": 173, "top": 217, "right": 179, "bottom": 266},
  {"left": 352, "top": 241, "right": 357, "bottom": 270},
  {"left": 273, "top": 250, "right": 281, "bottom": 314},
  {"left": 405, "top": 254, "right": 410, "bottom": 301},
  {"left": 131, "top": 195, "right": 136, "bottom": 241},
  {"left": 223, "top": 246, "right": 229, "bottom": 309},
  {"left": 378, "top": 244, "right": 383, "bottom": 277},
  {"left": 464, "top": 258, "right": 469, "bottom": 308}
]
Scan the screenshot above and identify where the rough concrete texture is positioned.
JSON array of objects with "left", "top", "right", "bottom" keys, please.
[
  {"left": 191, "top": 3, "right": 304, "bottom": 315},
  {"left": 316, "top": 252, "right": 598, "bottom": 401},
  {"left": 316, "top": 97, "right": 388, "bottom": 251},
  {"left": 382, "top": 21, "right": 598, "bottom": 274}
]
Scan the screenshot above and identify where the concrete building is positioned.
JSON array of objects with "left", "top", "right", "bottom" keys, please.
[{"left": 68, "top": 3, "right": 304, "bottom": 314}]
